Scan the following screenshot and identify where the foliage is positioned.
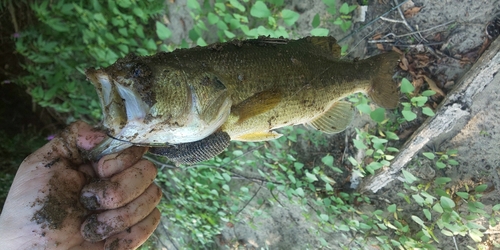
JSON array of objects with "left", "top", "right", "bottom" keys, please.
[
  {"left": 14, "top": 0, "right": 167, "bottom": 124},
  {"left": 186, "top": 0, "right": 301, "bottom": 46}
]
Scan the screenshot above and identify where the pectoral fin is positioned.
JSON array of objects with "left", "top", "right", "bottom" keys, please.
[
  {"left": 232, "top": 90, "right": 282, "bottom": 124},
  {"left": 307, "top": 101, "right": 354, "bottom": 134},
  {"left": 234, "top": 131, "right": 282, "bottom": 142}
]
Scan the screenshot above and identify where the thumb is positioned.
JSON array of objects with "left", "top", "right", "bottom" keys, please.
[{"left": 28, "top": 121, "right": 106, "bottom": 167}]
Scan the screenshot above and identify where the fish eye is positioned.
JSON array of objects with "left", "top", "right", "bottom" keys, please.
[{"left": 133, "top": 68, "right": 142, "bottom": 78}]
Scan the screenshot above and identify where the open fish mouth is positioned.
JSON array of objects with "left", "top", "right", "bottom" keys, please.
[{"left": 85, "top": 64, "right": 232, "bottom": 160}]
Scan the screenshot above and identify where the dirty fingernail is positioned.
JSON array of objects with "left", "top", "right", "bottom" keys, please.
[
  {"left": 81, "top": 191, "right": 100, "bottom": 210},
  {"left": 81, "top": 214, "right": 114, "bottom": 242}
]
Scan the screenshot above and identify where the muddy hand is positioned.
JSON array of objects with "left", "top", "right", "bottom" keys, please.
[{"left": 0, "top": 121, "right": 161, "bottom": 250}]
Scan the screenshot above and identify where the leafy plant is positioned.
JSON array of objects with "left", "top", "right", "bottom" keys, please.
[
  {"left": 15, "top": 0, "right": 167, "bottom": 124},
  {"left": 400, "top": 78, "right": 436, "bottom": 122},
  {"left": 186, "top": 0, "right": 301, "bottom": 46},
  {"left": 332, "top": 2, "right": 357, "bottom": 32}
]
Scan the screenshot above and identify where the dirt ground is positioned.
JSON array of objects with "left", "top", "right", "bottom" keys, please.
[{"left": 160, "top": 0, "right": 500, "bottom": 248}]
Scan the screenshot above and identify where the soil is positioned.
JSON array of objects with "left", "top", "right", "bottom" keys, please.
[{"left": 158, "top": 0, "right": 500, "bottom": 248}]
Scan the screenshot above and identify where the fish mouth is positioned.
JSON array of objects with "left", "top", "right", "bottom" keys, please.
[
  {"left": 86, "top": 67, "right": 232, "bottom": 160},
  {"left": 86, "top": 67, "right": 150, "bottom": 158}
]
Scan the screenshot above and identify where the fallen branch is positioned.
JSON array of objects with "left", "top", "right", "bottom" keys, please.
[{"left": 360, "top": 37, "right": 500, "bottom": 193}]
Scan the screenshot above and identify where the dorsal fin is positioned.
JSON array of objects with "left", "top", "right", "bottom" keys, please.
[
  {"left": 307, "top": 101, "right": 354, "bottom": 134},
  {"left": 304, "top": 36, "right": 342, "bottom": 59}
]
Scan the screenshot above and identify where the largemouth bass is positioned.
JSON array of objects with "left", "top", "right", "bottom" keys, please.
[{"left": 87, "top": 37, "right": 399, "bottom": 162}]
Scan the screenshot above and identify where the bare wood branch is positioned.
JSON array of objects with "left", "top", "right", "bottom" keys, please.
[{"left": 360, "top": 37, "right": 500, "bottom": 193}]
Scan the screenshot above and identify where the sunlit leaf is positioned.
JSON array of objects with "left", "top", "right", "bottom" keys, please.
[{"left": 250, "top": 1, "right": 271, "bottom": 18}]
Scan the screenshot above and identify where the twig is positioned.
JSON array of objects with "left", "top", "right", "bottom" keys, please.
[
  {"left": 234, "top": 182, "right": 263, "bottom": 217},
  {"left": 158, "top": 220, "right": 181, "bottom": 250},
  {"left": 8, "top": 0, "right": 19, "bottom": 34},
  {"left": 452, "top": 236, "right": 459, "bottom": 250},
  {"left": 338, "top": 0, "right": 410, "bottom": 43}
]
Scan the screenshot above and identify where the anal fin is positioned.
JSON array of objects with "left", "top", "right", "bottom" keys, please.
[
  {"left": 307, "top": 101, "right": 354, "bottom": 134},
  {"left": 234, "top": 131, "right": 282, "bottom": 142}
]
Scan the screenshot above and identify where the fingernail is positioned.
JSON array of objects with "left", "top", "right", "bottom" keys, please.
[
  {"left": 82, "top": 214, "right": 112, "bottom": 242},
  {"left": 81, "top": 191, "right": 100, "bottom": 210}
]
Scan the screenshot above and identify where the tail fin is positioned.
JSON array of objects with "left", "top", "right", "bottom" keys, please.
[{"left": 365, "top": 52, "right": 400, "bottom": 109}]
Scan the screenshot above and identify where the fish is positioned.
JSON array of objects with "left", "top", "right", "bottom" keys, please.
[{"left": 86, "top": 36, "right": 400, "bottom": 163}]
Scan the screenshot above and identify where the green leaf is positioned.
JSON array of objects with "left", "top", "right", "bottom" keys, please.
[
  {"left": 435, "top": 161, "right": 446, "bottom": 169},
  {"left": 136, "top": 26, "right": 145, "bottom": 38},
  {"left": 310, "top": 28, "right": 329, "bottom": 36},
  {"left": 322, "top": 0, "right": 336, "bottom": 7},
  {"left": 411, "top": 96, "right": 428, "bottom": 107},
  {"left": 370, "top": 108, "right": 386, "bottom": 123},
  {"left": 156, "top": 21, "right": 172, "bottom": 40},
  {"left": 402, "top": 110, "right": 417, "bottom": 121},
  {"left": 207, "top": 12, "right": 219, "bottom": 24},
  {"left": 411, "top": 215, "right": 425, "bottom": 226},
  {"left": 222, "top": 173, "right": 231, "bottom": 182},
  {"left": 492, "top": 204, "right": 500, "bottom": 211},
  {"left": 422, "top": 90, "right": 436, "bottom": 96},
  {"left": 400, "top": 78, "right": 415, "bottom": 94},
  {"left": 224, "top": 30, "right": 236, "bottom": 38},
  {"left": 339, "top": 3, "right": 351, "bottom": 14},
  {"left": 295, "top": 187, "right": 305, "bottom": 197},
  {"left": 321, "top": 155, "right": 334, "bottom": 167},
  {"left": 305, "top": 172, "right": 318, "bottom": 182},
  {"left": 412, "top": 194, "right": 425, "bottom": 206},
  {"left": 187, "top": 0, "right": 201, "bottom": 10},
  {"left": 473, "top": 184, "right": 488, "bottom": 193},
  {"left": 366, "top": 161, "right": 383, "bottom": 174},
  {"left": 423, "top": 209, "right": 431, "bottom": 220},
  {"left": 435, "top": 177, "right": 451, "bottom": 185},
  {"left": 197, "top": 37, "right": 207, "bottom": 46},
  {"left": 456, "top": 192, "right": 469, "bottom": 199},
  {"left": 353, "top": 139, "right": 367, "bottom": 150},
  {"left": 319, "top": 213, "right": 329, "bottom": 221},
  {"left": 281, "top": 9, "right": 300, "bottom": 26},
  {"left": 423, "top": 152, "right": 435, "bottom": 160},
  {"left": 229, "top": 0, "right": 246, "bottom": 12},
  {"left": 250, "top": 1, "right": 271, "bottom": 18},
  {"left": 144, "top": 39, "right": 156, "bottom": 51},
  {"left": 387, "top": 204, "right": 396, "bottom": 213},
  {"left": 312, "top": 13, "right": 320, "bottom": 28},
  {"left": 440, "top": 196, "right": 455, "bottom": 209},
  {"left": 402, "top": 169, "right": 418, "bottom": 184},
  {"left": 433, "top": 203, "right": 444, "bottom": 213},
  {"left": 132, "top": 8, "right": 146, "bottom": 20},
  {"left": 117, "top": 0, "right": 132, "bottom": 8}
]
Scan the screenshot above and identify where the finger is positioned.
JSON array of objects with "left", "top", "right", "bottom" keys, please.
[
  {"left": 21, "top": 121, "right": 105, "bottom": 171},
  {"left": 95, "top": 146, "right": 147, "bottom": 178},
  {"left": 104, "top": 208, "right": 161, "bottom": 250},
  {"left": 81, "top": 159, "right": 157, "bottom": 210},
  {"left": 81, "top": 184, "right": 162, "bottom": 242}
]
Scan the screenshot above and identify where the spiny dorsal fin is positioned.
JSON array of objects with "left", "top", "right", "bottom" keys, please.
[
  {"left": 307, "top": 101, "right": 354, "bottom": 134},
  {"left": 305, "top": 36, "right": 342, "bottom": 59},
  {"left": 232, "top": 90, "right": 282, "bottom": 124},
  {"left": 234, "top": 131, "right": 282, "bottom": 142}
]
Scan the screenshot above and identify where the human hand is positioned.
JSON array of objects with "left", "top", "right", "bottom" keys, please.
[{"left": 0, "top": 121, "right": 161, "bottom": 249}]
